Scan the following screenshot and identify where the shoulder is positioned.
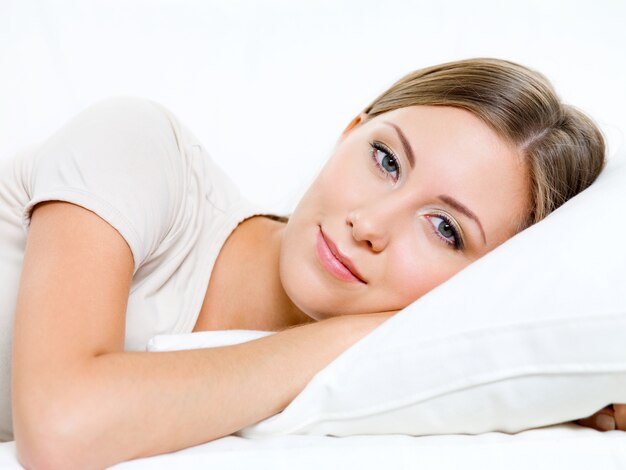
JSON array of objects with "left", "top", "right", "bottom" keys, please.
[
  {"left": 71, "top": 96, "right": 176, "bottom": 137},
  {"left": 24, "top": 96, "right": 188, "bottom": 272}
]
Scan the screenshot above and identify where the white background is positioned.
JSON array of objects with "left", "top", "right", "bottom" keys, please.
[{"left": 1, "top": 0, "right": 625, "bottom": 214}]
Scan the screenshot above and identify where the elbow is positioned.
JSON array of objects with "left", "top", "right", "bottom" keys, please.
[
  {"left": 17, "top": 438, "right": 83, "bottom": 470},
  {"left": 16, "top": 445, "right": 71, "bottom": 470},
  {"left": 14, "top": 406, "right": 89, "bottom": 470}
]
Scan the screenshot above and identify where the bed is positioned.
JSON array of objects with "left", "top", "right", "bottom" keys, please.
[
  {"left": 2, "top": 1, "right": 626, "bottom": 469},
  {"left": 1, "top": 424, "right": 625, "bottom": 469}
]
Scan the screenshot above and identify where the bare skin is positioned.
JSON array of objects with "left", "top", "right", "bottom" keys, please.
[
  {"left": 195, "top": 212, "right": 626, "bottom": 432},
  {"left": 14, "top": 104, "right": 620, "bottom": 470},
  {"left": 195, "top": 105, "right": 530, "bottom": 330},
  {"left": 194, "top": 105, "right": 626, "bottom": 432},
  {"left": 193, "top": 215, "right": 311, "bottom": 332},
  {"left": 13, "top": 200, "right": 394, "bottom": 469},
  {"left": 577, "top": 404, "right": 626, "bottom": 431}
]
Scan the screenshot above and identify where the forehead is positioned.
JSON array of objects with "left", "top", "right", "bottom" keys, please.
[
  {"left": 367, "top": 105, "right": 530, "bottom": 247},
  {"left": 369, "top": 105, "right": 510, "bottom": 161}
]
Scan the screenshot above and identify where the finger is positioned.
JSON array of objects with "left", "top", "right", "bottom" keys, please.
[
  {"left": 576, "top": 409, "right": 616, "bottom": 432},
  {"left": 576, "top": 416, "right": 598, "bottom": 429},
  {"left": 576, "top": 405, "right": 611, "bottom": 423},
  {"left": 614, "top": 404, "right": 626, "bottom": 431}
]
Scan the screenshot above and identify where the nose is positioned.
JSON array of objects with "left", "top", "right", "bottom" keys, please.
[{"left": 346, "top": 204, "right": 392, "bottom": 252}]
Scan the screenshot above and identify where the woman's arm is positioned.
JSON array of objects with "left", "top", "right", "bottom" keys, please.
[
  {"left": 73, "top": 314, "right": 383, "bottom": 468},
  {"left": 12, "top": 201, "right": 391, "bottom": 470}
]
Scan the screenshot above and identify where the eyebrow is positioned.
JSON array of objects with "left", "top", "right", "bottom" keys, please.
[
  {"left": 382, "top": 121, "right": 415, "bottom": 168},
  {"left": 438, "top": 194, "right": 487, "bottom": 245},
  {"left": 381, "top": 120, "right": 486, "bottom": 246}
]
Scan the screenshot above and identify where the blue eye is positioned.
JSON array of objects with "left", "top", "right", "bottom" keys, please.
[
  {"left": 425, "top": 214, "right": 464, "bottom": 250},
  {"left": 369, "top": 141, "right": 400, "bottom": 181}
]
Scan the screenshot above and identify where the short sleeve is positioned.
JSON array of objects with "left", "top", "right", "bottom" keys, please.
[{"left": 22, "top": 96, "right": 184, "bottom": 274}]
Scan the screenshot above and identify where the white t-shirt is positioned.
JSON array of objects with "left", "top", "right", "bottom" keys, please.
[{"left": 0, "top": 96, "right": 273, "bottom": 441}]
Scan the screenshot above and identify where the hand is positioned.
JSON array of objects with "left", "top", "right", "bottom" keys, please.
[{"left": 576, "top": 404, "right": 626, "bottom": 431}]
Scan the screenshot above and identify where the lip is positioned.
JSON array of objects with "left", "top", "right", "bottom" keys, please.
[{"left": 316, "top": 226, "right": 366, "bottom": 284}]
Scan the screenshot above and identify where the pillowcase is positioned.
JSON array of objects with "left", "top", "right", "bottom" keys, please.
[
  {"left": 147, "top": 330, "right": 274, "bottom": 351},
  {"left": 148, "top": 153, "right": 626, "bottom": 437}
]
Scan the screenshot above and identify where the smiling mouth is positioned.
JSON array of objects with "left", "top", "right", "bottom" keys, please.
[{"left": 316, "top": 226, "right": 366, "bottom": 284}]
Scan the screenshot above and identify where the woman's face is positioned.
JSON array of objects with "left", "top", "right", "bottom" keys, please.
[{"left": 279, "top": 105, "right": 529, "bottom": 321}]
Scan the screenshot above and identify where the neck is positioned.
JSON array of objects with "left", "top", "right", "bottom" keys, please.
[
  {"left": 244, "top": 216, "right": 313, "bottom": 330},
  {"left": 195, "top": 215, "right": 313, "bottom": 332}
]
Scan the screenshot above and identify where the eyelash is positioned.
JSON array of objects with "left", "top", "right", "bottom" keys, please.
[
  {"left": 369, "top": 141, "right": 401, "bottom": 182},
  {"left": 368, "top": 140, "right": 464, "bottom": 251},
  {"left": 424, "top": 213, "right": 464, "bottom": 250}
]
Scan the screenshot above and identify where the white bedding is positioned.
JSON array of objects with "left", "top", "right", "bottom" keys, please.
[
  {"left": 1, "top": 424, "right": 624, "bottom": 469},
  {"left": 3, "top": 2, "right": 626, "bottom": 469}
]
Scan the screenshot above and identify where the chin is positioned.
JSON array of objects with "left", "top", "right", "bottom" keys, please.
[
  {"left": 279, "top": 263, "right": 326, "bottom": 321},
  {"left": 278, "top": 248, "right": 341, "bottom": 322},
  {"left": 279, "top": 213, "right": 356, "bottom": 321}
]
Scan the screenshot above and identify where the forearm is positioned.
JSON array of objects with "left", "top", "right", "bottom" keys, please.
[{"left": 45, "top": 314, "right": 383, "bottom": 469}]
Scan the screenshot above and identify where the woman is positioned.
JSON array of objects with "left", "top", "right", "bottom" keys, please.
[{"left": 0, "top": 57, "right": 621, "bottom": 468}]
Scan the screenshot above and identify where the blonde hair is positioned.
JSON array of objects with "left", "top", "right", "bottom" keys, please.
[{"left": 360, "top": 57, "right": 606, "bottom": 232}]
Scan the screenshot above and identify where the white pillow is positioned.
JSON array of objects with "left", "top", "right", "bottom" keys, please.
[
  {"left": 147, "top": 330, "right": 274, "bottom": 351},
  {"left": 148, "top": 153, "right": 626, "bottom": 437}
]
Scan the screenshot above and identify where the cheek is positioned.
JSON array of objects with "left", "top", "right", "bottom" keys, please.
[
  {"left": 278, "top": 221, "right": 319, "bottom": 315},
  {"left": 316, "top": 159, "right": 361, "bottom": 200},
  {"left": 318, "top": 145, "right": 375, "bottom": 193},
  {"left": 385, "top": 253, "right": 431, "bottom": 303},
  {"left": 383, "top": 245, "right": 468, "bottom": 307}
]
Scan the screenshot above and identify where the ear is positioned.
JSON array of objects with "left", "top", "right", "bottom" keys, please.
[{"left": 340, "top": 112, "right": 368, "bottom": 139}]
